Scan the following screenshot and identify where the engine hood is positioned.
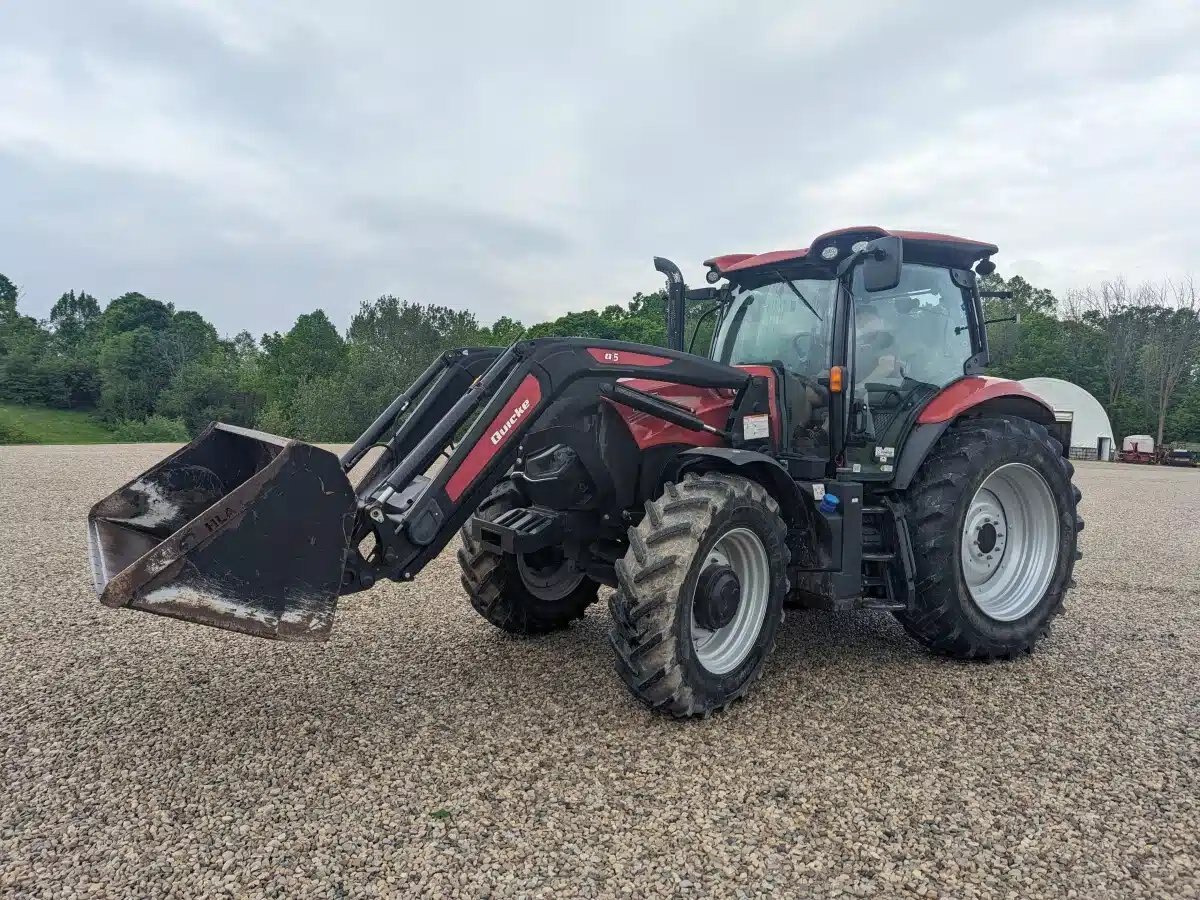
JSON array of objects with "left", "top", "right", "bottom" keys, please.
[{"left": 603, "top": 366, "right": 780, "bottom": 450}]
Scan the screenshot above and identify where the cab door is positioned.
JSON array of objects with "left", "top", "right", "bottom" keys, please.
[{"left": 844, "top": 263, "right": 981, "bottom": 480}]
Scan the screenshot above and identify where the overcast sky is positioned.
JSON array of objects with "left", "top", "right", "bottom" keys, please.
[{"left": 2, "top": 0, "right": 1198, "bottom": 336}]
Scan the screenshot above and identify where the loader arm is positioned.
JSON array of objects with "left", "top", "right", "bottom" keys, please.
[
  {"left": 346, "top": 337, "right": 762, "bottom": 594},
  {"left": 88, "top": 337, "right": 764, "bottom": 641}
]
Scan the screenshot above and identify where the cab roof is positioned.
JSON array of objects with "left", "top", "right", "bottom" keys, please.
[{"left": 704, "top": 226, "right": 998, "bottom": 276}]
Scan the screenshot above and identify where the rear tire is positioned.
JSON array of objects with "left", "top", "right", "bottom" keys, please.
[
  {"left": 609, "top": 473, "right": 789, "bottom": 717},
  {"left": 897, "top": 416, "right": 1083, "bottom": 658},
  {"left": 458, "top": 482, "right": 598, "bottom": 634}
]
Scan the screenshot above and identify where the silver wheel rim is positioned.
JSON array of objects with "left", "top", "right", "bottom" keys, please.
[
  {"left": 961, "top": 463, "right": 1059, "bottom": 622},
  {"left": 690, "top": 527, "right": 770, "bottom": 674},
  {"left": 517, "top": 552, "right": 585, "bottom": 601}
]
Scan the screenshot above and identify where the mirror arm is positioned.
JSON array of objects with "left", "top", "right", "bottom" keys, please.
[
  {"left": 962, "top": 313, "right": 1021, "bottom": 335},
  {"left": 836, "top": 252, "right": 861, "bottom": 278}
]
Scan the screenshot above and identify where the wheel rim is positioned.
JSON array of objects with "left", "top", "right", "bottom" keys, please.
[
  {"left": 517, "top": 551, "right": 585, "bottom": 601},
  {"left": 961, "top": 462, "right": 1060, "bottom": 622},
  {"left": 690, "top": 527, "right": 770, "bottom": 674}
]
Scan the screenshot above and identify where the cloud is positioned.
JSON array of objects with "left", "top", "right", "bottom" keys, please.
[{"left": 1, "top": 0, "right": 1197, "bottom": 336}]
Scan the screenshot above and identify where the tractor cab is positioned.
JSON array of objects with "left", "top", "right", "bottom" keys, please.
[{"left": 704, "top": 227, "right": 997, "bottom": 481}]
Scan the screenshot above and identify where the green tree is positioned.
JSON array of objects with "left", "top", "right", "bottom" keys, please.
[
  {"left": 1139, "top": 286, "right": 1200, "bottom": 445},
  {"left": 158, "top": 352, "right": 261, "bottom": 433},
  {"left": 980, "top": 274, "right": 1060, "bottom": 378},
  {"left": 98, "top": 292, "right": 174, "bottom": 339},
  {"left": 260, "top": 310, "right": 347, "bottom": 392},
  {"left": 1167, "top": 373, "right": 1200, "bottom": 445},
  {"left": 0, "top": 274, "right": 55, "bottom": 404},
  {"left": 97, "top": 327, "right": 170, "bottom": 421},
  {"left": 32, "top": 354, "right": 102, "bottom": 409},
  {"left": 162, "top": 310, "right": 219, "bottom": 375},
  {"left": 0, "top": 273, "right": 21, "bottom": 330},
  {"left": 523, "top": 291, "right": 669, "bottom": 345},
  {"left": 257, "top": 310, "right": 348, "bottom": 434},
  {"left": 286, "top": 298, "right": 486, "bottom": 441},
  {"left": 48, "top": 290, "right": 101, "bottom": 350},
  {"left": 90, "top": 292, "right": 179, "bottom": 420},
  {"left": 478, "top": 315, "right": 524, "bottom": 346}
]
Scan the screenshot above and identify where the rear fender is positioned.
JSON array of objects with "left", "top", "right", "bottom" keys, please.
[
  {"left": 893, "top": 379, "right": 1058, "bottom": 490},
  {"left": 916, "top": 376, "right": 1055, "bottom": 426}
]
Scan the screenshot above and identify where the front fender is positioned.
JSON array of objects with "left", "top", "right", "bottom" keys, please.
[{"left": 665, "top": 447, "right": 814, "bottom": 529}]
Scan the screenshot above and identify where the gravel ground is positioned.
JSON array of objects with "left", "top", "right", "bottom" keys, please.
[{"left": 1, "top": 445, "right": 1197, "bottom": 899}]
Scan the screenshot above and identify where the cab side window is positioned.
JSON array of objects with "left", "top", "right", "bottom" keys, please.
[{"left": 853, "top": 264, "right": 973, "bottom": 390}]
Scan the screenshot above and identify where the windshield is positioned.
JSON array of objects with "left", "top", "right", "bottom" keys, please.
[
  {"left": 712, "top": 278, "right": 838, "bottom": 379},
  {"left": 712, "top": 277, "right": 839, "bottom": 458}
]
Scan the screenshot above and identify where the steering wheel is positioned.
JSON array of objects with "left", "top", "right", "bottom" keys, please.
[
  {"left": 770, "top": 359, "right": 830, "bottom": 410},
  {"left": 790, "top": 334, "right": 813, "bottom": 367}
]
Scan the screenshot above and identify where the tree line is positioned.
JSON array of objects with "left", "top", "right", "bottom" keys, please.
[
  {"left": 2, "top": 269, "right": 1198, "bottom": 446},
  {"left": 979, "top": 273, "right": 1200, "bottom": 446}
]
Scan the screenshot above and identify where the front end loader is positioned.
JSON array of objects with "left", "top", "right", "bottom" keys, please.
[{"left": 89, "top": 226, "right": 1083, "bottom": 717}]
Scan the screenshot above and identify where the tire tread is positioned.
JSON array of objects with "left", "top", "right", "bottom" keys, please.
[
  {"left": 609, "top": 472, "right": 789, "bottom": 717},
  {"left": 896, "top": 415, "right": 1083, "bottom": 659}
]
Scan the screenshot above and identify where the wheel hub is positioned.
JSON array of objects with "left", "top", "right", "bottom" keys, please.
[
  {"left": 963, "top": 492, "right": 1008, "bottom": 582},
  {"left": 690, "top": 528, "right": 771, "bottom": 675},
  {"left": 960, "top": 463, "right": 1059, "bottom": 622},
  {"left": 976, "top": 522, "right": 999, "bottom": 554},
  {"left": 694, "top": 564, "right": 741, "bottom": 631},
  {"left": 516, "top": 550, "right": 585, "bottom": 601}
]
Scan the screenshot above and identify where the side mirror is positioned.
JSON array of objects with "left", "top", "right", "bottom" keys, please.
[{"left": 861, "top": 236, "right": 903, "bottom": 292}]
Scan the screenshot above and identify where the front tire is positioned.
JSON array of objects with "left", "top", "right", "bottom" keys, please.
[
  {"left": 609, "top": 473, "right": 790, "bottom": 717},
  {"left": 458, "top": 483, "right": 599, "bottom": 634},
  {"left": 897, "top": 416, "right": 1083, "bottom": 658}
]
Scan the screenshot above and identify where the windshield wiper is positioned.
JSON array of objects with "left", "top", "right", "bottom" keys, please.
[{"left": 772, "top": 270, "right": 822, "bottom": 321}]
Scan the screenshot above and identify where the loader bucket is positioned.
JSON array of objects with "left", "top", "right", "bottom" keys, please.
[{"left": 87, "top": 423, "right": 357, "bottom": 641}]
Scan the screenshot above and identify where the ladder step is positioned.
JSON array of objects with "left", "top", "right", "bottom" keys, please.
[
  {"left": 862, "top": 506, "right": 887, "bottom": 515},
  {"left": 861, "top": 600, "right": 905, "bottom": 612},
  {"left": 862, "top": 552, "right": 895, "bottom": 562}
]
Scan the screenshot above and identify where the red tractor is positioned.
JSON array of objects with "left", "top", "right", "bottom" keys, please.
[{"left": 88, "top": 227, "right": 1084, "bottom": 717}]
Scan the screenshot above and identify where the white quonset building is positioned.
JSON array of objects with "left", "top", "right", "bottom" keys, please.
[{"left": 1019, "top": 377, "right": 1115, "bottom": 461}]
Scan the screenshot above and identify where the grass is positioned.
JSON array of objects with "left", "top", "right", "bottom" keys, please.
[{"left": 0, "top": 404, "right": 121, "bottom": 445}]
